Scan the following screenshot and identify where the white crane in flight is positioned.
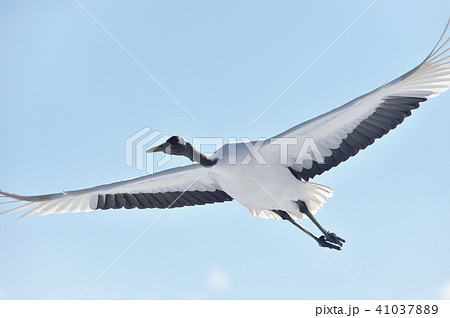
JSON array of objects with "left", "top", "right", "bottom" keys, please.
[{"left": 2, "top": 20, "right": 450, "bottom": 250}]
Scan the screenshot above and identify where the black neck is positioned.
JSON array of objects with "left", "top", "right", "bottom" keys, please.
[{"left": 186, "top": 143, "right": 218, "bottom": 167}]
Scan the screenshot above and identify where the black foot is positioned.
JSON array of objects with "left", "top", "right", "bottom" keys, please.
[
  {"left": 317, "top": 236, "right": 341, "bottom": 250},
  {"left": 325, "top": 232, "right": 345, "bottom": 247}
]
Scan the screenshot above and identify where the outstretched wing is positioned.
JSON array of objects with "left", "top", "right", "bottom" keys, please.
[
  {"left": 0, "top": 164, "right": 232, "bottom": 220},
  {"left": 262, "top": 20, "right": 450, "bottom": 181}
]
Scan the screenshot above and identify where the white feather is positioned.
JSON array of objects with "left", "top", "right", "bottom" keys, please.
[{"left": 0, "top": 164, "right": 222, "bottom": 218}]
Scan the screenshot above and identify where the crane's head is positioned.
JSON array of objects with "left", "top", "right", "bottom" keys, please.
[
  {"left": 147, "top": 135, "right": 217, "bottom": 167},
  {"left": 146, "top": 136, "right": 189, "bottom": 156}
]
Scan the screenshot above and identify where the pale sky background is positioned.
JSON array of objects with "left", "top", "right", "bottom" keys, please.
[{"left": 1, "top": 1, "right": 449, "bottom": 300}]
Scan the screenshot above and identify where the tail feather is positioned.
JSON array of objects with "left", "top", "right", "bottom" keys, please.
[
  {"left": 249, "top": 182, "right": 334, "bottom": 221},
  {"left": 249, "top": 208, "right": 304, "bottom": 221},
  {"left": 302, "top": 181, "right": 334, "bottom": 215}
]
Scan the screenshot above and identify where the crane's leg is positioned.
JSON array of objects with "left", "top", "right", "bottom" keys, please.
[
  {"left": 296, "top": 201, "right": 345, "bottom": 247},
  {"left": 271, "top": 210, "right": 342, "bottom": 250}
]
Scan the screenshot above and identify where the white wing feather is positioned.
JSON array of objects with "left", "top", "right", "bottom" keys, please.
[
  {"left": 0, "top": 164, "right": 221, "bottom": 219},
  {"left": 261, "top": 20, "right": 450, "bottom": 173}
]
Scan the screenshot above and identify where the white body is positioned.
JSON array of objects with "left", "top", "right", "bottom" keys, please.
[{"left": 210, "top": 142, "right": 332, "bottom": 220}]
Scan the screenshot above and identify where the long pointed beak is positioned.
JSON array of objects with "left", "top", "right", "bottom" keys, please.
[{"left": 146, "top": 143, "right": 167, "bottom": 153}]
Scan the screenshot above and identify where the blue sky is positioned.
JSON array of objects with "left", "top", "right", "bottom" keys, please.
[{"left": 1, "top": 1, "right": 449, "bottom": 300}]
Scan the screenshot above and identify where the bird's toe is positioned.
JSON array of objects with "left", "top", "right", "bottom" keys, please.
[
  {"left": 318, "top": 236, "right": 342, "bottom": 250},
  {"left": 325, "top": 232, "right": 345, "bottom": 246}
]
